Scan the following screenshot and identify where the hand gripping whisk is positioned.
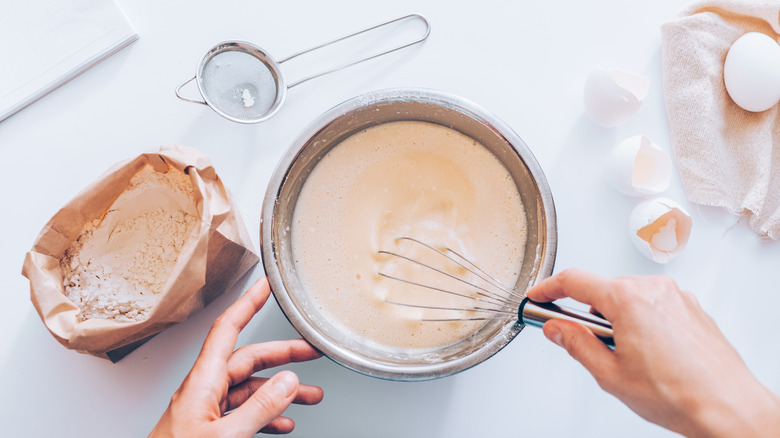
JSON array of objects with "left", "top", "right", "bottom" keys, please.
[{"left": 378, "top": 237, "right": 615, "bottom": 348}]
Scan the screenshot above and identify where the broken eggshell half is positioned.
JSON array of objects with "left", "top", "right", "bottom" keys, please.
[
  {"left": 628, "top": 197, "right": 692, "bottom": 264},
  {"left": 583, "top": 66, "right": 650, "bottom": 128},
  {"left": 606, "top": 135, "right": 672, "bottom": 196}
]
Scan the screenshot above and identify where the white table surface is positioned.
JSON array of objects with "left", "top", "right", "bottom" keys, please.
[{"left": 2, "top": 1, "right": 779, "bottom": 437}]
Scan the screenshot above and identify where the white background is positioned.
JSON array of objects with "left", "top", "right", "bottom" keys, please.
[{"left": 2, "top": 1, "right": 779, "bottom": 437}]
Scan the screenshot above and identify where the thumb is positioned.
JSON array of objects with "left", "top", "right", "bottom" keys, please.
[
  {"left": 222, "top": 370, "right": 299, "bottom": 435},
  {"left": 543, "top": 320, "right": 616, "bottom": 380}
]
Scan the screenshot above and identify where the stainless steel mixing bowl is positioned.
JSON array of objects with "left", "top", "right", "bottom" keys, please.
[{"left": 261, "top": 88, "right": 557, "bottom": 381}]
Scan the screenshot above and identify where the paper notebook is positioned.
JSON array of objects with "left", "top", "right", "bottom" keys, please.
[{"left": 0, "top": 0, "right": 138, "bottom": 122}]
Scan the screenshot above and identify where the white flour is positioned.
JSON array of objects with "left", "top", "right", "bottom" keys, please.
[
  {"left": 241, "top": 88, "right": 255, "bottom": 108},
  {"left": 61, "top": 165, "right": 199, "bottom": 322}
]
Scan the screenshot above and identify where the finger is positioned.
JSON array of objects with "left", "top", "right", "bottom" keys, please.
[
  {"left": 198, "top": 278, "right": 272, "bottom": 366},
  {"left": 259, "top": 416, "right": 295, "bottom": 435},
  {"left": 527, "top": 269, "right": 618, "bottom": 319},
  {"left": 227, "top": 339, "right": 323, "bottom": 386},
  {"left": 589, "top": 306, "right": 605, "bottom": 319},
  {"left": 221, "top": 371, "right": 299, "bottom": 436},
  {"left": 542, "top": 320, "right": 617, "bottom": 384},
  {"left": 227, "top": 377, "right": 324, "bottom": 411}
]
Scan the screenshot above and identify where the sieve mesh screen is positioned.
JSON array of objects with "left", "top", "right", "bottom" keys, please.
[{"left": 201, "top": 50, "right": 279, "bottom": 121}]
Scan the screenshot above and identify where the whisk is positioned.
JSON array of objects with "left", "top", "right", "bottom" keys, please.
[{"left": 378, "top": 237, "right": 614, "bottom": 347}]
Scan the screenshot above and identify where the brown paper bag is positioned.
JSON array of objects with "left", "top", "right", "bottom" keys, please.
[{"left": 22, "top": 144, "right": 259, "bottom": 361}]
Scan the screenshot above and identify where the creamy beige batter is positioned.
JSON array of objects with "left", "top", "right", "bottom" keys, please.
[{"left": 292, "top": 121, "right": 527, "bottom": 349}]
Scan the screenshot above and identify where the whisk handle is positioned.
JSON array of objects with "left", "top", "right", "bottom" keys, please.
[{"left": 519, "top": 298, "right": 615, "bottom": 349}]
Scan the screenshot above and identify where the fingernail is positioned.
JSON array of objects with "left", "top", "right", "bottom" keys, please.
[
  {"left": 544, "top": 324, "right": 564, "bottom": 347},
  {"left": 271, "top": 372, "right": 298, "bottom": 397}
]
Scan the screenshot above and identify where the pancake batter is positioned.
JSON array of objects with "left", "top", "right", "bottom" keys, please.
[{"left": 291, "top": 121, "right": 527, "bottom": 349}]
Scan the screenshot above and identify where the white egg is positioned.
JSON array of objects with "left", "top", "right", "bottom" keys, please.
[
  {"left": 606, "top": 135, "right": 671, "bottom": 196},
  {"left": 724, "top": 32, "right": 780, "bottom": 112},
  {"left": 583, "top": 66, "right": 650, "bottom": 127},
  {"left": 628, "top": 197, "right": 692, "bottom": 264}
]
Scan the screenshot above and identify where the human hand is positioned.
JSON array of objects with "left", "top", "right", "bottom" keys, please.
[
  {"left": 150, "top": 277, "right": 324, "bottom": 437},
  {"left": 527, "top": 269, "right": 780, "bottom": 438}
]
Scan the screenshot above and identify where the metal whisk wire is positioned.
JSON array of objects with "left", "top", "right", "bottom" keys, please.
[
  {"left": 377, "top": 237, "right": 616, "bottom": 348},
  {"left": 377, "top": 237, "right": 522, "bottom": 321},
  {"left": 422, "top": 239, "right": 525, "bottom": 302}
]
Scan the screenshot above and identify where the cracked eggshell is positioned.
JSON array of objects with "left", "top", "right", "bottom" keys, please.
[
  {"left": 583, "top": 66, "right": 650, "bottom": 127},
  {"left": 607, "top": 135, "right": 671, "bottom": 196},
  {"left": 629, "top": 198, "right": 692, "bottom": 264}
]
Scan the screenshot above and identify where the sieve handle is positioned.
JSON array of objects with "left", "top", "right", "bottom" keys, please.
[
  {"left": 519, "top": 297, "right": 615, "bottom": 349},
  {"left": 279, "top": 14, "right": 431, "bottom": 88},
  {"left": 175, "top": 75, "right": 207, "bottom": 105}
]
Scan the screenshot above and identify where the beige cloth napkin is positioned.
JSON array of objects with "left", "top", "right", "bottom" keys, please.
[{"left": 660, "top": 1, "right": 780, "bottom": 239}]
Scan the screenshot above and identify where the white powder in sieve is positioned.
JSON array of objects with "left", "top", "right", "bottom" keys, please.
[
  {"left": 241, "top": 88, "right": 255, "bottom": 108},
  {"left": 61, "top": 165, "right": 199, "bottom": 323}
]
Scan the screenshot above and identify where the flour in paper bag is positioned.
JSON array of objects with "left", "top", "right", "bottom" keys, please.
[{"left": 61, "top": 165, "right": 199, "bottom": 322}]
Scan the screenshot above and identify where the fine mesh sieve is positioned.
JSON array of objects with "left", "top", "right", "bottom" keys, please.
[{"left": 176, "top": 14, "right": 430, "bottom": 124}]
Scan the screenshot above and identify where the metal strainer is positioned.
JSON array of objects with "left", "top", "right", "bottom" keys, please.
[{"left": 175, "top": 14, "right": 430, "bottom": 124}]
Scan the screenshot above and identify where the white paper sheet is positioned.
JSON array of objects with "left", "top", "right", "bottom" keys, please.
[{"left": 0, "top": 0, "right": 138, "bottom": 122}]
